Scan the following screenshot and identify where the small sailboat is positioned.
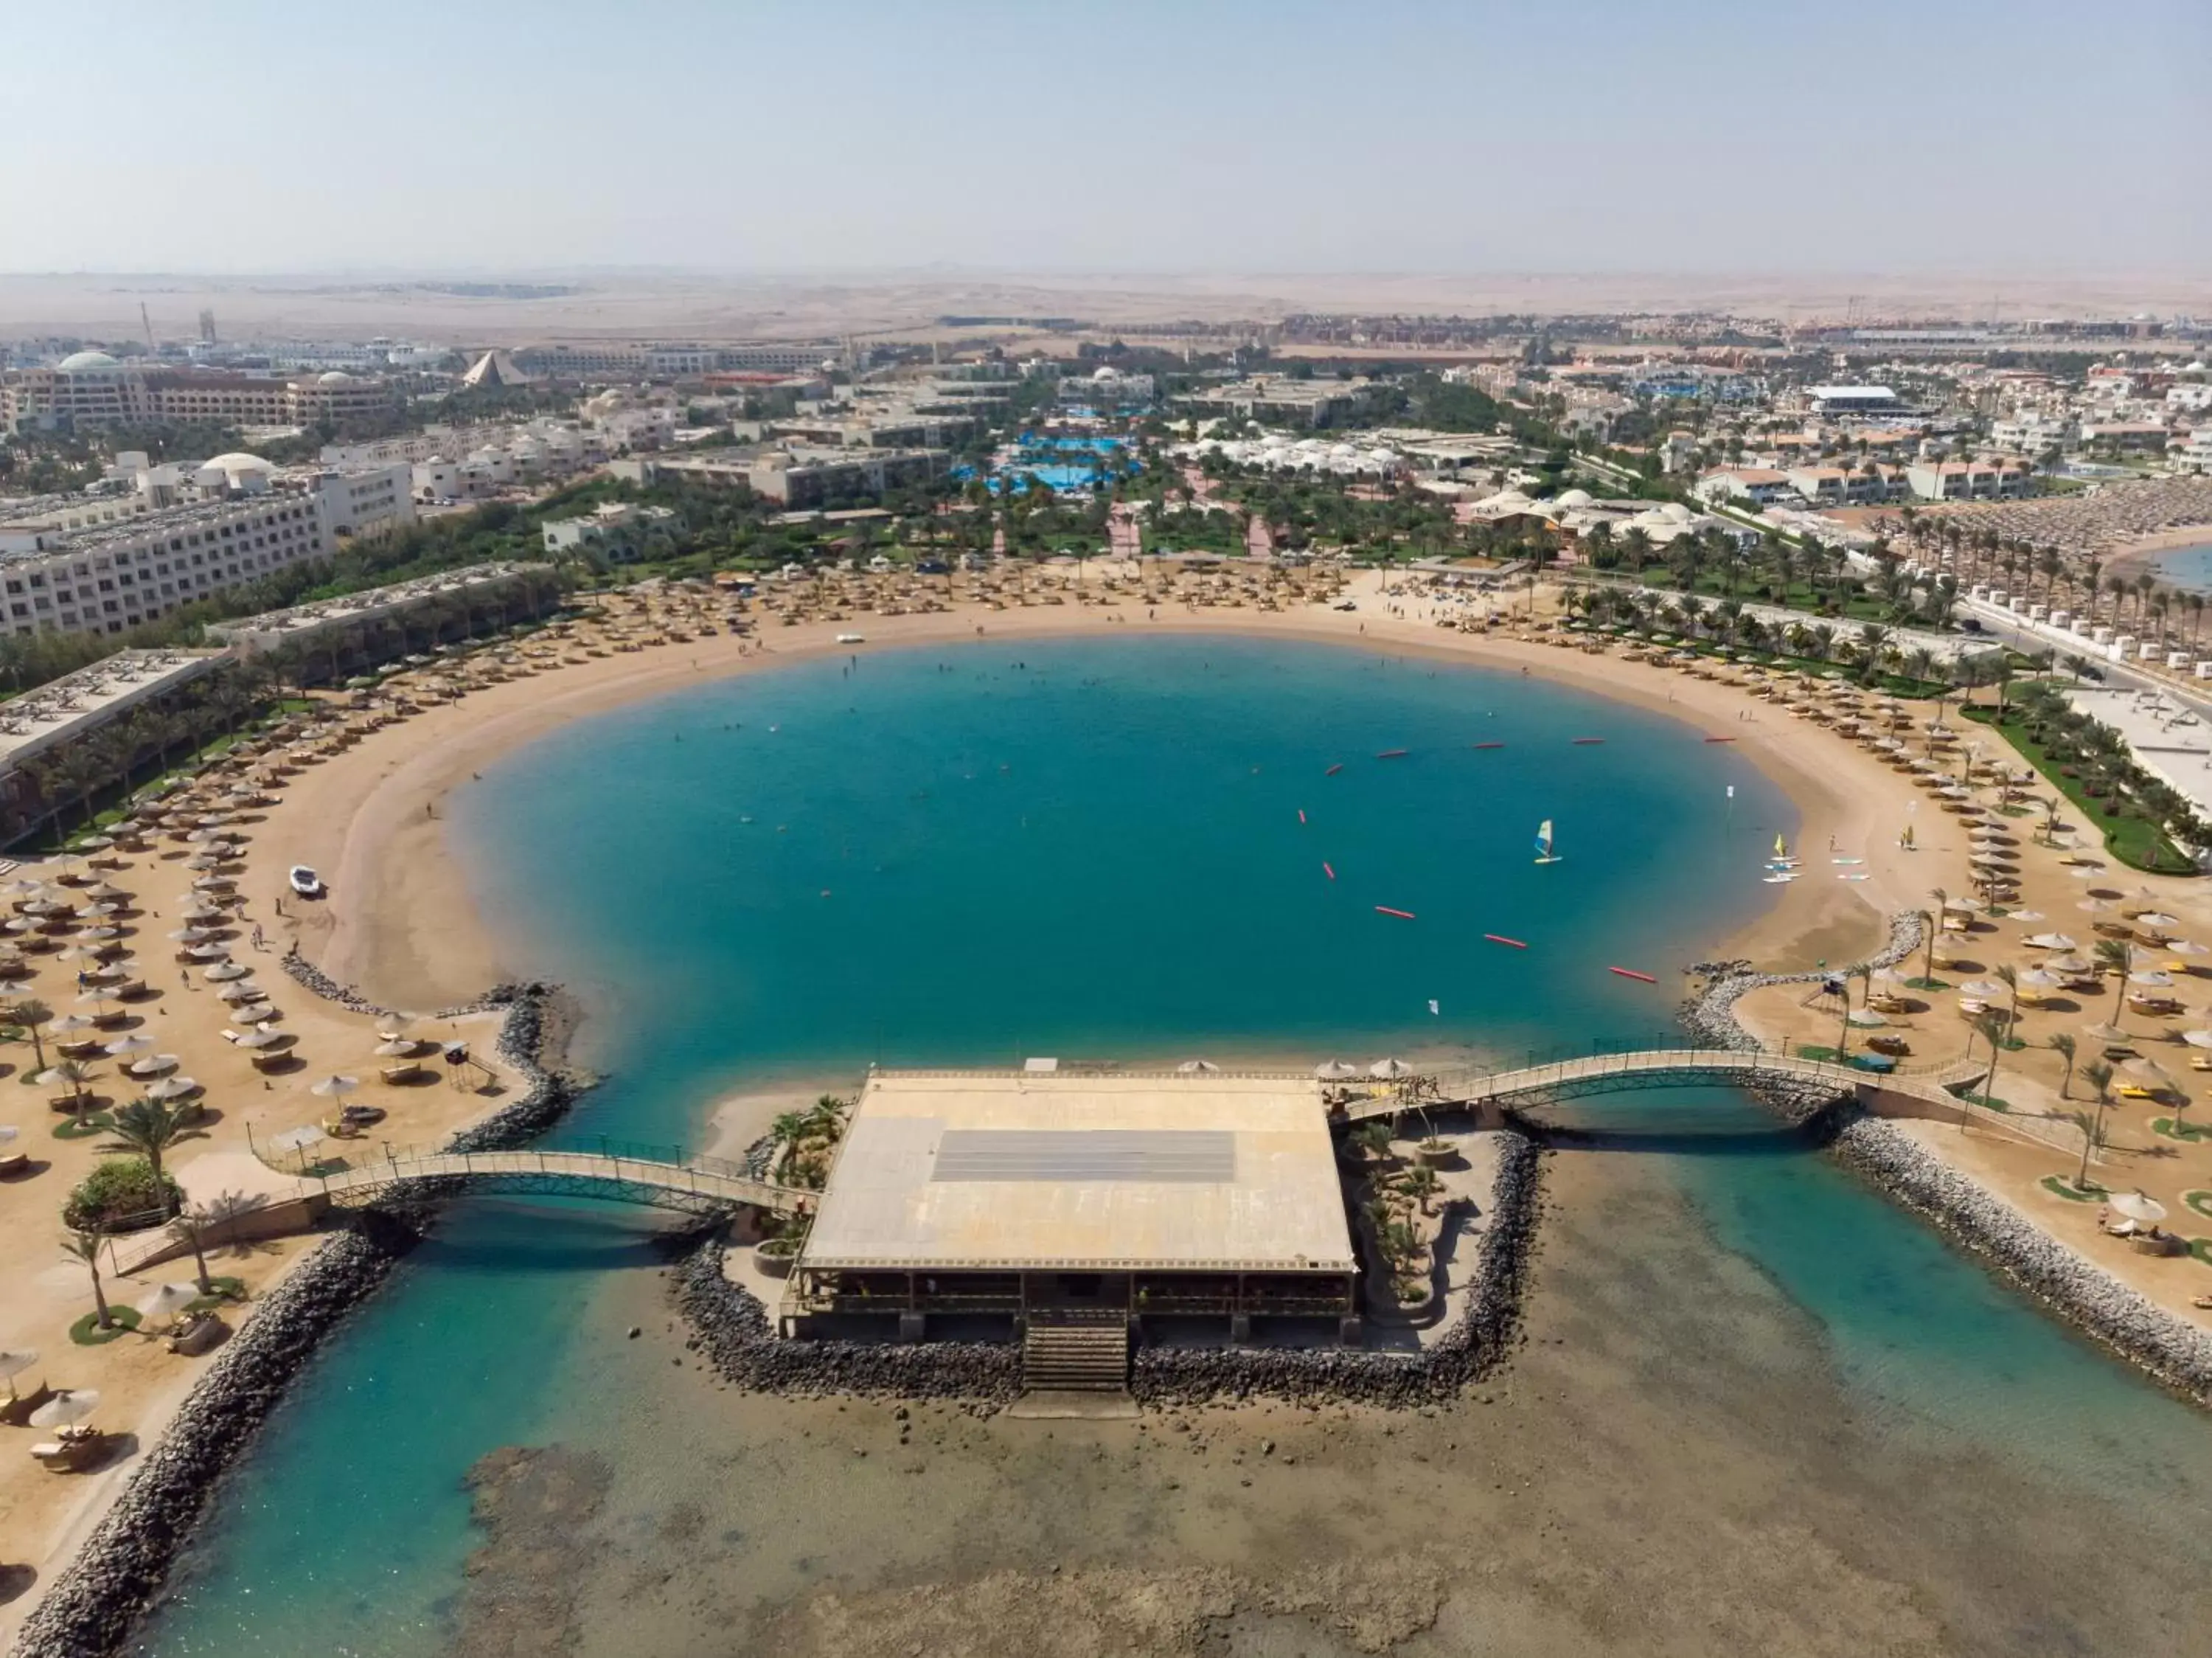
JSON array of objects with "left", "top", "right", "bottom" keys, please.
[
  {"left": 1767, "top": 831, "right": 1799, "bottom": 870},
  {"left": 1534, "top": 819, "right": 1562, "bottom": 864}
]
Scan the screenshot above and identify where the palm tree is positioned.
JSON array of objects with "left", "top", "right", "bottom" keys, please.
[
  {"left": 2093, "top": 938, "right": 2133, "bottom": 1028},
  {"left": 1995, "top": 963, "right": 2020, "bottom": 1045},
  {"left": 2049, "top": 1032, "right": 2077, "bottom": 1100},
  {"left": 102, "top": 1097, "right": 204, "bottom": 1214},
  {"left": 2075, "top": 1061, "right": 2115, "bottom": 1190},
  {"left": 1399, "top": 1165, "right": 1443, "bottom": 1215},
  {"left": 60, "top": 1229, "right": 113, "bottom": 1331},
  {"left": 2037, "top": 795, "right": 2063, "bottom": 846},
  {"left": 1917, "top": 908, "right": 1940, "bottom": 988},
  {"left": 1353, "top": 1120, "right": 1394, "bottom": 1164},
  {"left": 10, "top": 997, "right": 52, "bottom": 1073},
  {"left": 1970, "top": 1009, "right": 2009, "bottom": 1117},
  {"left": 41, "top": 1058, "right": 94, "bottom": 1114}
]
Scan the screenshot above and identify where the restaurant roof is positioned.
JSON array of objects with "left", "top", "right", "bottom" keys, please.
[{"left": 800, "top": 1071, "right": 1356, "bottom": 1274}]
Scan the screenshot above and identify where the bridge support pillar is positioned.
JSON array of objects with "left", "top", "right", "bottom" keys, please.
[
  {"left": 1338, "top": 1316, "right": 1363, "bottom": 1347},
  {"left": 898, "top": 1312, "right": 927, "bottom": 1344},
  {"left": 1228, "top": 1314, "right": 1251, "bottom": 1345}
]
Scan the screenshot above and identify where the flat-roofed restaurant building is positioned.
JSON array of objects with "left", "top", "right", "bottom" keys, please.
[{"left": 787, "top": 1070, "right": 1358, "bottom": 1342}]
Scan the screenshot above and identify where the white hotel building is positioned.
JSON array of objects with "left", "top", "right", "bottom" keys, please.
[{"left": 0, "top": 493, "right": 329, "bottom": 638}]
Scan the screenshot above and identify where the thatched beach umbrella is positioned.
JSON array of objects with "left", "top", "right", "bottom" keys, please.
[
  {"left": 147, "top": 1075, "right": 198, "bottom": 1102},
  {"left": 0, "top": 1348, "right": 39, "bottom": 1402},
  {"left": 29, "top": 1390, "right": 98, "bottom": 1429},
  {"left": 1314, "top": 1061, "right": 1360, "bottom": 1080},
  {"left": 136, "top": 1283, "right": 199, "bottom": 1328},
  {"left": 1369, "top": 1058, "right": 1413, "bottom": 1080},
  {"left": 2110, "top": 1191, "right": 2167, "bottom": 1227}
]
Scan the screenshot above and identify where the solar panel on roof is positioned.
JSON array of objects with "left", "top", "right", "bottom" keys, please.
[{"left": 931, "top": 1129, "right": 1235, "bottom": 1184}]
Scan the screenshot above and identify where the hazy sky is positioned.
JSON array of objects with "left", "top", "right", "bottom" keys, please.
[{"left": 7, "top": 0, "right": 2206, "bottom": 275}]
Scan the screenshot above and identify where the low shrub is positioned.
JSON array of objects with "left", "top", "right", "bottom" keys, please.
[{"left": 63, "top": 1157, "right": 181, "bottom": 1232}]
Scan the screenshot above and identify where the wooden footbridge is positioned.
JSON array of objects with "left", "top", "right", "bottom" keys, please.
[
  {"left": 305, "top": 1144, "right": 813, "bottom": 1215},
  {"left": 1339, "top": 1047, "right": 1992, "bottom": 1122}
]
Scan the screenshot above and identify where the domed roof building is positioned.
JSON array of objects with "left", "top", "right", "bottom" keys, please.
[{"left": 56, "top": 350, "right": 123, "bottom": 374}]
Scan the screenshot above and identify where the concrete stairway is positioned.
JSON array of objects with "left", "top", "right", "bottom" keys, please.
[{"left": 1021, "top": 1311, "right": 1130, "bottom": 1393}]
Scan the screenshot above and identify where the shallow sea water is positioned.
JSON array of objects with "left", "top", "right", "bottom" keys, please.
[{"left": 134, "top": 637, "right": 2212, "bottom": 1657}]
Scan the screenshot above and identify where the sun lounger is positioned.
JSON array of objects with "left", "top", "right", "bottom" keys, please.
[{"left": 380, "top": 1061, "right": 427, "bottom": 1084}]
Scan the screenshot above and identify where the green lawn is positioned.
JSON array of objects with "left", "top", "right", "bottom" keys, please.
[
  {"left": 1958, "top": 705, "right": 2194, "bottom": 875},
  {"left": 2039, "top": 1174, "right": 2107, "bottom": 1202}
]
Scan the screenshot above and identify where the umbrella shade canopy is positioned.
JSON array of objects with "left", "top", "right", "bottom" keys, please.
[
  {"left": 49, "top": 1014, "right": 96, "bottom": 1036},
  {"left": 308, "top": 1075, "right": 360, "bottom": 1098},
  {"left": 2110, "top": 1192, "right": 2167, "bottom": 1225},
  {"left": 229, "top": 1029, "right": 283, "bottom": 1050},
  {"left": 1846, "top": 1009, "right": 1888, "bottom": 1027},
  {"left": 268, "top": 1125, "right": 324, "bottom": 1154},
  {"left": 0, "top": 1348, "right": 38, "bottom": 1383},
  {"left": 102, "top": 1034, "right": 155, "bottom": 1057},
  {"left": 1958, "top": 979, "right": 2005, "bottom": 998},
  {"left": 146, "top": 1076, "right": 198, "bottom": 1101},
  {"left": 373, "top": 1038, "right": 418, "bottom": 1057},
  {"left": 203, "top": 962, "right": 250, "bottom": 982},
  {"left": 2128, "top": 970, "right": 2176, "bottom": 987},
  {"left": 2007, "top": 910, "right": 2045, "bottom": 922},
  {"left": 232, "top": 1002, "right": 276, "bottom": 1024},
  {"left": 2180, "top": 1030, "right": 2212, "bottom": 1050},
  {"left": 1941, "top": 898, "right": 1976, "bottom": 914},
  {"left": 2136, "top": 912, "right": 2180, "bottom": 929},
  {"left": 2081, "top": 1022, "right": 2132, "bottom": 1044},
  {"left": 29, "top": 1390, "right": 99, "bottom": 1428},
  {"left": 136, "top": 1283, "right": 199, "bottom": 1323},
  {"left": 166, "top": 926, "right": 211, "bottom": 943},
  {"left": 1174, "top": 1060, "right": 1220, "bottom": 1074},
  {"left": 1314, "top": 1061, "right": 1360, "bottom": 1080},
  {"left": 2017, "top": 968, "right": 2062, "bottom": 989},
  {"left": 1369, "top": 1058, "right": 1413, "bottom": 1079},
  {"left": 2047, "top": 955, "right": 2095, "bottom": 974},
  {"left": 2025, "top": 933, "right": 2078, "bottom": 950}
]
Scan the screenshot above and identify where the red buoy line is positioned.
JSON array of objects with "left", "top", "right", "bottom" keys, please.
[
  {"left": 1298, "top": 809, "right": 1307, "bottom": 825},
  {"left": 1703, "top": 735, "right": 1737, "bottom": 743},
  {"left": 1323, "top": 861, "right": 1336, "bottom": 880},
  {"left": 1374, "top": 906, "right": 1416, "bottom": 920},
  {"left": 1571, "top": 737, "right": 1606, "bottom": 746},
  {"left": 1375, "top": 749, "right": 1408, "bottom": 759},
  {"left": 1472, "top": 741, "right": 1506, "bottom": 750},
  {"left": 1483, "top": 934, "right": 1527, "bottom": 948},
  {"left": 1325, "top": 763, "right": 1343, "bottom": 776},
  {"left": 1608, "top": 966, "right": 1658, "bottom": 983}
]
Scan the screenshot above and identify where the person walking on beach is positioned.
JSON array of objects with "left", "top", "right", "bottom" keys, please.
[{"left": 251, "top": 923, "right": 265, "bottom": 951}]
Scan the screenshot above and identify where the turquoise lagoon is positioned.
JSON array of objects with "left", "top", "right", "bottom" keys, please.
[{"left": 136, "top": 637, "right": 2212, "bottom": 1654}]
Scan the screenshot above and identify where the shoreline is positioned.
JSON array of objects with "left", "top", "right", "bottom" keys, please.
[
  {"left": 2098, "top": 524, "right": 2212, "bottom": 588},
  {"left": 285, "top": 586, "right": 1901, "bottom": 1019}
]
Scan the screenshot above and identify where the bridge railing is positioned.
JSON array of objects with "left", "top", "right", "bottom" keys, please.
[{"left": 251, "top": 1131, "right": 762, "bottom": 1187}]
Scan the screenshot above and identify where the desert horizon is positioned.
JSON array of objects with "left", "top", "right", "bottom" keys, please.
[{"left": 2, "top": 267, "right": 2205, "bottom": 345}]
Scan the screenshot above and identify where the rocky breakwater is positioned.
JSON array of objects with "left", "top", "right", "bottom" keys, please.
[
  {"left": 7, "top": 1210, "right": 425, "bottom": 1658},
  {"left": 1831, "top": 1120, "right": 2212, "bottom": 1405},
  {"left": 10, "top": 979, "right": 587, "bottom": 1658},
  {"left": 1685, "top": 909, "right": 2212, "bottom": 1411},
  {"left": 671, "top": 1238, "right": 1022, "bottom": 1404},
  {"left": 669, "top": 1133, "right": 1545, "bottom": 1412}
]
